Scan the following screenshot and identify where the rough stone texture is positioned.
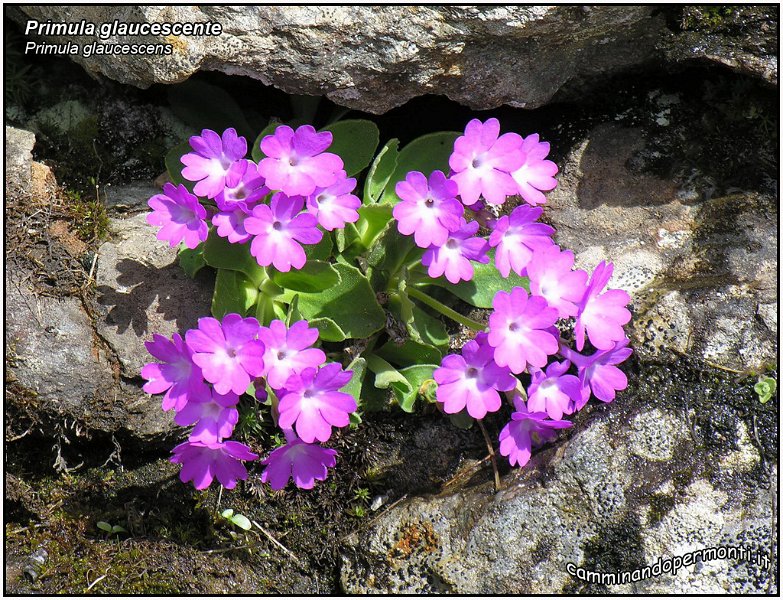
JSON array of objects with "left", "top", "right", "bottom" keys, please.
[
  {"left": 96, "top": 209, "right": 214, "bottom": 379},
  {"left": 340, "top": 385, "right": 776, "bottom": 594},
  {"left": 5, "top": 126, "right": 36, "bottom": 191},
  {"left": 545, "top": 123, "right": 777, "bottom": 372},
  {"left": 13, "top": 6, "right": 666, "bottom": 113}
]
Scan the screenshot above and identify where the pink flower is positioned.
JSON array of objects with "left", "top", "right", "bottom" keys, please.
[
  {"left": 212, "top": 204, "right": 254, "bottom": 244},
  {"left": 260, "top": 429, "right": 338, "bottom": 490},
  {"left": 146, "top": 183, "right": 208, "bottom": 249},
  {"left": 434, "top": 333, "right": 516, "bottom": 419},
  {"left": 527, "top": 245, "right": 588, "bottom": 319},
  {"left": 498, "top": 403, "right": 572, "bottom": 468},
  {"left": 258, "top": 319, "right": 327, "bottom": 390},
  {"left": 511, "top": 133, "right": 559, "bottom": 206},
  {"left": 526, "top": 360, "right": 582, "bottom": 420},
  {"left": 142, "top": 333, "right": 210, "bottom": 412},
  {"left": 489, "top": 204, "right": 555, "bottom": 278},
  {"left": 393, "top": 170, "right": 463, "bottom": 248},
  {"left": 562, "top": 338, "right": 633, "bottom": 406},
  {"left": 574, "top": 261, "right": 632, "bottom": 351},
  {"left": 257, "top": 124, "right": 344, "bottom": 197},
  {"left": 244, "top": 193, "right": 323, "bottom": 272},
  {"left": 214, "top": 159, "right": 268, "bottom": 212},
  {"left": 421, "top": 218, "right": 490, "bottom": 284},
  {"left": 170, "top": 440, "right": 258, "bottom": 490},
  {"left": 488, "top": 287, "right": 559, "bottom": 374},
  {"left": 278, "top": 363, "right": 356, "bottom": 443},
  {"left": 306, "top": 174, "right": 361, "bottom": 231},
  {"left": 174, "top": 388, "right": 240, "bottom": 444},
  {"left": 185, "top": 314, "right": 265, "bottom": 396},
  {"left": 449, "top": 118, "right": 524, "bottom": 206},
  {"left": 181, "top": 128, "right": 248, "bottom": 199}
]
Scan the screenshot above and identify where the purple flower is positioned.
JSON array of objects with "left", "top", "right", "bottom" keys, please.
[
  {"left": 526, "top": 360, "right": 582, "bottom": 420},
  {"left": 212, "top": 204, "right": 253, "bottom": 244},
  {"left": 574, "top": 261, "right": 632, "bottom": 351},
  {"left": 260, "top": 429, "right": 337, "bottom": 490},
  {"left": 185, "top": 314, "right": 265, "bottom": 396},
  {"left": 181, "top": 128, "right": 248, "bottom": 199},
  {"left": 562, "top": 338, "right": 633, "bottom": 405},
  {"left": 278, "top": 363, "right": 356, "bottom": 443},
  {"left": 257, "top": 124, "right": 344, "bottom": 197},
  {"left": 489, "top": 204, "right": 555, "bottom": 278},
  {"left": 244, "top": 192, "right": 323, "bottom": 272},
  {"left": 306, "top": 174, "right": 361, "bottom": 231},
  {"left": 393, "top": 171, "right": 463, "bottom": 248},
  {"left": 174, "top": 388, "right": 240, "bottom": 444},
  {"left": 170, "top": 440, "right": 258, "bottom": 490},
  {"left": 258, "top": 319, "right": 327, "bottom": 390},
  {"left": 449, "top": 118, "right": 524, "bottom": 206},
  {"left": 510, "top": 133, "right": 559, "bottom": 206},
  {"left": 214, "top": 159, "right": 269, "bottom": 211},
  {"left": 498, "top": 403, "right": 572, "bottom": 467},
  {"left": 421, "top": 218, "right": 490, "bottom": 284},
  {"left": 527, "top": 245, "right": 588, "bottom": 319},
  {"left": 434, "top": 333, "right": 517, "bottom": 419},
  {"left": 488, "top": 287, "right": 559, "bottom": 374},
  {"left": 146, "top": 183, "right": 208, "bottom": 249},
  {"left": 142, "top": 333, "right": 210, "bottom": 412}
]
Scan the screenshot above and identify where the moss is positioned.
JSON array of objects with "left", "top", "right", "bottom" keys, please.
[
  {"left": 647, "top": 493, "right": 676, "bottom": 526},
  {"left": 61, "top": 188, "right": 110, "bottom": 243}
]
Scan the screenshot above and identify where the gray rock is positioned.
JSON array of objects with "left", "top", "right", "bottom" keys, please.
[
  {"left": 5, "top": 125, "right": 35, "bottom": 191},
  {"left": 13, "top": 6, "right": 666, "bottom": 113},
  {"left": 545, "top": 123, "right": 777, "bottom": 372},
  {"left": 95, "top": 212, "right": 214, "bottom": 379}
]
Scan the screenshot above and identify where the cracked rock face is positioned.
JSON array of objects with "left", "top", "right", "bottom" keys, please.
[{"left": 12, "top": 6, "right": 666, "bottom": 113}]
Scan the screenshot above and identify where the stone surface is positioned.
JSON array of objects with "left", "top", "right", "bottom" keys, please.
[
  {"left": 95, "top": 211, "right": 214, "bottom": 379},
  {"left": 545, "top": 123, "right": 777, "bottom": 372},
  {"left": 5, "top": 125, "right": 36, "bottom": 191},
  {"left": 340, "top": 366, "right": 777, "bottom": 594},
  {"left": 13, "top": 6, "right": 666, "bottom": 113}
]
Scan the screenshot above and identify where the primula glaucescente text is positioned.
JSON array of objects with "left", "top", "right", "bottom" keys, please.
[{"left": 143, "top": 117, "right": 633, "bottom": 491}]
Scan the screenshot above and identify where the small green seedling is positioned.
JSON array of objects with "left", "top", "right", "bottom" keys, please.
[
  {"left": 96, "top": 521, "right": 127, "bottom": 536},
  {"left": 754, "top": 376, "right": 777, "bottom": 404},
  {"left": 221, "top": 508, "right": 252, "bottom": 531}
]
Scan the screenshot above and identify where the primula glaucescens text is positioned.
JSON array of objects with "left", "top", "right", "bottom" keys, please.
[{"left": 143, "top": 117, "right": 632, "bottom": 491}]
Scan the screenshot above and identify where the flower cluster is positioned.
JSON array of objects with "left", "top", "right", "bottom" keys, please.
[
  {"left": 410, "top": 118, "right": 633, "bottom": 468},
  {"left": 147, "top": 125, "right": 359, "bottom": 272},
  {"left": 142, "top": 314, "right": 355, "bottom": 490}
]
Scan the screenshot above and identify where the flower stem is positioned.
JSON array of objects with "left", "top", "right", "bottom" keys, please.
[
  {"left": 477, "top": 420, "right": 502, "bottom": 494},
  {"left": 406, "top": 286, "right": 486, "bottom": 332}
]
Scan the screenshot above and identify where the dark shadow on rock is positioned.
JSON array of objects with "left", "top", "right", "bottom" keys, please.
[{"left": 97, "top": 258, "right": 214, "bottom": 338}]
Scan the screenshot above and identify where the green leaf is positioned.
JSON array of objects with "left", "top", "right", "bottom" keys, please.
[
  {"left": 270, "top": 260, "right": 340, "bottom": 293},
  {"left": 755, "top": 376, "right": 777, "bottom": 404},
  {"left": 397, "top": 365, "right": 438, "bottom": 413},
  {"left": 212, "top": 269, "right": 258, "bottom": 318},
  {"left": 379, "top": 131, "right": 460, "bottom": 204},
  {"left": 321, "top": 119, "right": 380, "bottom": 177},
  {"left": 229, "top": 513, "right": 252, "bottom": 531},
  {"left": 251, "top": 120, "right": 283, "bottom": 163},
  {"left": 354, "top": 204, "right": 394, "bottom": 249},
  {"left": 203, "top": 234, "right": 266, "bottom": 286},
  {"left": 303, "top": 233, "right": 334, "bottom": 262},
  {"left": 448, "top": 410, "right": 475, "bottom": 430},
  {"left": 167, "top": 80, "right": 254, "bottom": 141},
  {"left": 392, "top": 280, "right": 449, "bottom": 350},
  {"left": 341, "top": 356, "right": 367, "bottom": 409},
  {"left": 178, "top": 244, "right": 207, "bottom": 279},
  {"left": 375, "top": 338, "right": 443, "bottom": 366},
  {"left": 96, "top": 521, "right": 113, "bottom": 533},
  {"left": 286, "top": 294, "right": 303, "bottom": 327},
  {"left": 164, "top": 141, "right": 195, "bottom": 188},
  {"left": 335, "top": 222, "right": 361, "bottom": 254},
  {"left": 364, "top": 138, "right": 400, "bottom": 203},
  {"left": 422, "top": 249, "right": 530, "bottom": 308},
  {"left": 221, "top": 509, "right": 234, "bottom": 519},
  {"left": 288, "top": 263, "right": 385, "bottom": 342},
  {"left": 111, "top": 525, "right": 127, "bottom": 534}
]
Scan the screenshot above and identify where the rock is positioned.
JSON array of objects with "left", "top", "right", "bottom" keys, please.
[
  {"left": 545, "top": 121, "right": 777, "bottom": 372},
  {"left": 95, "top": 211, "right": 214, "bottom": 379},
  {"left": 12, "top": 6, "right": 667, "bottom": 113},
  {"left": 340, "top": 361, "right": 777, "bottom": 594},
  {"left": 5, "top": 125, "right": 36, "bottom": 192}
]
